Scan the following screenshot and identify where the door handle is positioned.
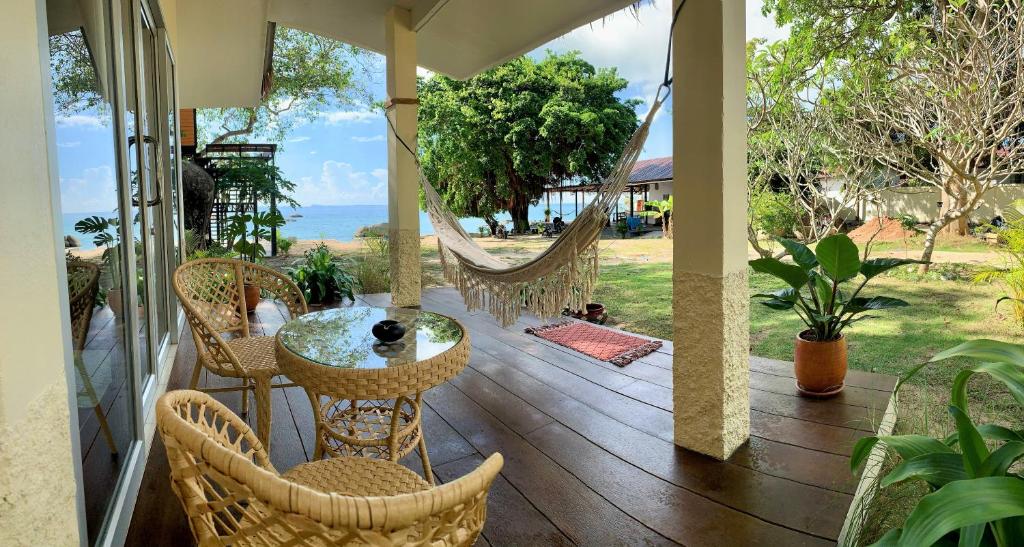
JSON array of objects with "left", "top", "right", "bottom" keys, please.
[{"left": 128, "top": 135, "right": 162, "bottom": 207}]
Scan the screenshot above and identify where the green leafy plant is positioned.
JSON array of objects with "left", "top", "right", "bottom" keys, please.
[
  {"left": 277, "top": 233, "right": 295, "bottom": 256},
  {"left": 353, "top": 234, "right": 390, "bottom": 294},
  {"left": 223, "top": 210, "right": 285, "bottom": 263},
  {"left": 615, "top": 219, "right": 629, "bottom": 239},
  {"left": 644, "top": 196, "right": 673, "bottom": 238},
  {"left": 75, "top": 215, "right": 123, "bottom": 289},
  {"left": 975, "top": 199, "right": 1024, "bottom": 332},
  {"left": 851, "top": 339, "right": 1024, "bottom": 546},
  {"left": 287, "top": 243, "right": 356, "bottom": 304},
  {"left": 749, "top": 234, "right": 921, "bottom": 341}
]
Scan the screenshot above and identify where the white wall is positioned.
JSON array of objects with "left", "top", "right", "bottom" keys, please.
[{"left": 864, "top": 185, "right": 1024, "bottom": 224}]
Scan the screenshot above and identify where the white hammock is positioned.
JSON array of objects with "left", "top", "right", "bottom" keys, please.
[{"left": 402, "top": 94, "right": 666, "bottom": 326}]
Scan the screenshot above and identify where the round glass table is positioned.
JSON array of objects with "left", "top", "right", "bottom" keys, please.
[{"left": 275, "top": 307, "right": 470, "bottom": 483}]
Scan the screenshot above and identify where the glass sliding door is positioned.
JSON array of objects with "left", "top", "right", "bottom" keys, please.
[
  {"left": 46, "top": 0, "right": 139, "bottom": 543},
  {"left": 124, "top": 0, "right": 171, "bottom": 384}
]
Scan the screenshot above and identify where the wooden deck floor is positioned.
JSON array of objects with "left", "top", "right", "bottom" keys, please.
[{"left": 127, "top": 287, "right": 896, "bottom": 546}]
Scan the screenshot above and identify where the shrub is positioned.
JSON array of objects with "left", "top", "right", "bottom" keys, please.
[
  {"left": 851, "top": 339, "right": 1024, "bottom": 545},
  {"left": 353, "top": 234, "right": 390, "bottom": 294},
  {"left": 974, "top": 199, "right": 1024, "bottom": 331},
  {"left": 277, "top": 233, "right": 295, "bottom": 256},
  {"left": 286, "top": 243, "right": 356, "bottom": 304},
  {"left": 749, "top": 187, "right": 799, "bottom": 239}
]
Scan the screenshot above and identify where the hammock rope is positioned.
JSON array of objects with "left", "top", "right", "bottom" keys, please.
[{"left": 384, "top": 1, "right": 685, "bottom": 326}]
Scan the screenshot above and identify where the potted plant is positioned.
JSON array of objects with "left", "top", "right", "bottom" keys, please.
[
  {"left": 287, "top": 242, "right": 357, "bottom": 306},
  {"left": 74, "top": 215, "right": 126, "bottom": 317},
  {"left": 544, "top": 208, "right": 552, "bottom": 222},
  {"left": 615, "top": 219, "right": 629, "bottom": 239},
  {"left": 750, "top": 234, "right": 920, "bottom": 397},
  {"left": 223, "top": 210, "right": 286, "bottom": 313}
]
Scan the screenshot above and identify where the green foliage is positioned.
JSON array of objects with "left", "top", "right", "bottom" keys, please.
[
  {"left": 74, "top": 215, "right": 122, "bottom": 288},
  {"left": 749, "top": 188, "right": 798, "bottom": 239},
  {"left": 223, "top": 211, "right": 285, "bottom": 263},
  {"left": 277, "top": 234, "right": 295, "bottom": 256},
  {"left": 750, "top": 234, "right": 920, "bottom": 341},
  {"left": 199, "top": 27, "right": 376, "bottom": 145},
  {"left": 418, "top": 51, "right": 639, "bottom": 233},
  {"left": 353, "top": 234, "right": 390, "bottom": 294},
  {"left": 286, "top": 243, "right": 356, "bottom": 304},
  {"left": 216, "top": 159, "right": 298, "bottom": 209},
  {"left": 615, "top": 219, "right": 629, "bottom": 239},
  {"left": 975, "top": 200, "right": 1024, "bottom": 332},
  {"left": 48, "top": 30, "right": 104, "bottom": 116},
  {"left": 851, "top": 339, "right": 1024, "bottom": 546}
]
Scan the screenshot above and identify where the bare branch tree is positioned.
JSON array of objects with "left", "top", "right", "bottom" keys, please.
[{"left": 834, "top": 0, "right": 1024, "bottom": 271}]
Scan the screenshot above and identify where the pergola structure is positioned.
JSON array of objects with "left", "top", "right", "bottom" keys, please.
[{"left": 2, "top": 0, "right": 747, "bottom": 543}]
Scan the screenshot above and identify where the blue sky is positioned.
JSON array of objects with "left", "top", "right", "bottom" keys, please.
[{"left": 55, "top": 1, "right": 788, "bottom": 213}]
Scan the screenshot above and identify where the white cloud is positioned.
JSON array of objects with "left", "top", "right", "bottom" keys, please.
[
  {"left": 538, "top": 1, "right": 788, "bottom": 99},
  {"left": 352, "top": 135, "right": 385, "bottom": 143},
  {"left": 416, "top": 67, "right": 435, "bottom": 79},
  {"left": 323, "top": 110, "right": 380, "bottom": 124},
  {"left": 60, "top": 165, "right": 117, "bottom": 213},
  {"left": 58, "top": 141, "right": 81, "bottom": 148},
  {"left": 747, "top": 0, "right": 790, "bottom": 42},
  {"left": 55, "top": 114, "right": 106, "bottom": 129},
  {"left": 293, "top": 161, "right": 388, "bottom": 206},
  {"left": 288, "top": 136, "right": 311, "bottom": 143}
]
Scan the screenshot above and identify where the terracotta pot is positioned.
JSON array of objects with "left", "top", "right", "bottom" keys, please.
[
  {"left": 794, "top": 332, "right": 847, "bottom": 397},
  {"left": 584, "top": 303, "right": 606, "bottom": 320},
  {"left": 243, "top": 283, "right": 260, "bottom": 314},
  {"left": 107, "top": 288, "right": 123, "bottom": 319}
]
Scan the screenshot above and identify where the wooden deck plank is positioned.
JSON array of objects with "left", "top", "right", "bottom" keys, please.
[
  {"left": 459, "top": 351, "right": 853, "bottom": 538},
  {"left": 126, "top": 289, "right": 896, "bottom": 546},
  {"left": 423, "top": 382, "right": 676, "bottom": 546},
  {"left": 433, "top": 455, "right": 573, "bottom": 546}
]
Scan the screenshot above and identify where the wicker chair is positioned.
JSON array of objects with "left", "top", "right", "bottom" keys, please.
[
  {"left": 67, "top": 259, "right": 118, "bottom": 455},
  {"left": 172, "top": 258, "right": 308, "bottom": 450},
  {"left": 158, "top": 390, "right": 502, "bottom": 546}
]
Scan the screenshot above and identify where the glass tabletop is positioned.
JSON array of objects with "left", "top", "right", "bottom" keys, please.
[{"left": 277, "top": 307, "right": 463, "bottom": 369}]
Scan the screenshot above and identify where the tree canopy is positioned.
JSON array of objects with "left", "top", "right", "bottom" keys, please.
[
  {"left": 200, "top": 26, "right": 378, "bottom": 145},
  {"left": 417, "top": 51, "right": 640, "bottom": 232}
]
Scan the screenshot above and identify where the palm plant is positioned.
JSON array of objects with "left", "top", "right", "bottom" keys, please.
[
  {"left": 645, "top": 196, "right": 673, "bottom": 238},
  {"left": 851, "top": 339, "right": 1024, "bottom": 545}
]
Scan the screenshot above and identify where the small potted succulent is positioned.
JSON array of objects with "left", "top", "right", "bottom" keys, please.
[{"left": 750, "top": 234, "right": 920, "bottom": 397}]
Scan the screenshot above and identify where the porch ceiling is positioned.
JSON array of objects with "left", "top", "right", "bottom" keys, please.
[{"left": 176, "top": 0, "right": 639, "bottom": 108}]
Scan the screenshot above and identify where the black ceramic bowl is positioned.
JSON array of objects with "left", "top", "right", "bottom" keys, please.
[{"left": 371, "top": 320, "right": 406, "bottom": 343}]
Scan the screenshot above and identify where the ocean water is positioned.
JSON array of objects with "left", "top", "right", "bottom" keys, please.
[{"left": 63, "top": 195, "right": 607, "bottom": 249}]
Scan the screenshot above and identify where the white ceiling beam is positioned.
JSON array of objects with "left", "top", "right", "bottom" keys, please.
[{"left": 411, "top": 0, "right": 450, "bottom": 32}]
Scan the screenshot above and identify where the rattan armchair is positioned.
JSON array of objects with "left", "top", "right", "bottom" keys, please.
[
  {"left": 67, "top": 259, "right": 118, "bottom": 455},
  {"left": 172, "top": 258, "right": 308, "bottom": 450},
  {"left": 158, "top": 390, "right": 502, "bottom": 546}
]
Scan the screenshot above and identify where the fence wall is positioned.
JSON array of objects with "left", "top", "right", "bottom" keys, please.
[{"left": 864, "top": 185, "right": 1024, "bottom": 224}]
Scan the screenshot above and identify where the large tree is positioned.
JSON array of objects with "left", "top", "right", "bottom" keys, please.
[
  {"left": 831, "top": 0, "right": 1024, "bottom": 269},
  {"left": 201, "top": 26, "right": 378, "bottom": 145},
  {"left": 417, "top": 51, "right": 640, "bottom": 233}
]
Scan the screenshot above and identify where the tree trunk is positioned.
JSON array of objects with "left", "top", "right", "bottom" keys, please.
[
  {"left": 508, "top": 200, "right": 530, "bottom": 234},
  {"left": 918, "top": 221, "right": 942, "bottom": 273}
]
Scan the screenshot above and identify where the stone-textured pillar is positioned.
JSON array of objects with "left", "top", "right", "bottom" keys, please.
[
  {"left": 0, "top": 0, "right": 84, "bottom": 543},
  {"left": 385, "top": 7, "right": 421, "bottom": 307},
  {"left": 672, "top": 0, "right": 749, "bottom": 460}
]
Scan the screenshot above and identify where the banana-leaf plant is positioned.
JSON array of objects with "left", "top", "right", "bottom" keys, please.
[
  {"left": 223, "top": 210, "right": 285, "bottom": 263},
  {"left": 851, "top": 339, "right": 1024, "bottom": 546},
  {"left": 749, "top": 234, "right": 922, "bottom": 341}
]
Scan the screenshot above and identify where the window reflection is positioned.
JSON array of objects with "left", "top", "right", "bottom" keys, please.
[{"left": 48, "top": 2, "right": 136, "bottom": 542}]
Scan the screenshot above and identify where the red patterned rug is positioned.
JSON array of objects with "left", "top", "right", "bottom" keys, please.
[{"left": 525, "top": 321, "right": 663, "bottom": 367}]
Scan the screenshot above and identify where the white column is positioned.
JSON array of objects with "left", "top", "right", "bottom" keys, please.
[
  {"left": 0, "top": 0, "right": 84, "bottom": 543},
  {"left": 385, "top": 7, "right": 421, "bottom": 307},
  {"left": 672, "top": 0, "right": 749, "bottom": 460}
]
